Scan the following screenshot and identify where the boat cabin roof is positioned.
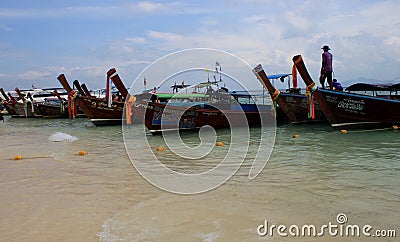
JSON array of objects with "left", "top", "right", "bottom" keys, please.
[
  {"left": 267, "top": 74, "right": 291, "bottom": 80},
  {"left": 346, "top": 83, "right": 400, "bottom": 92}
]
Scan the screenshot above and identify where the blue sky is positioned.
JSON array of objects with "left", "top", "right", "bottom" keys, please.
[{"left": 1, "top": 0, "right": 400, "bottom": 91}]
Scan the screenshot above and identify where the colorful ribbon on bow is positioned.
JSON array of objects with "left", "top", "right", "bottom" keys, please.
[
  {"left": 125, "top": 95, "right": 136, "bottom": 128},
  {"left": 68, "top": 91, "right": 78, "bottom": 119},
  {"left": 306, "top": 82, "right": 317, "bottom": 119},
  {"left": 60, "top": 101, "right": 65, "bottom": 113},
  {"left": 271, "top": 89, "right": 280, "bottom": 117}
]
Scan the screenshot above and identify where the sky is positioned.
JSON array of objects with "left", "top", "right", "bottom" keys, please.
[{"left": 1, "top": 0, "right": 400, "bottom": 92}]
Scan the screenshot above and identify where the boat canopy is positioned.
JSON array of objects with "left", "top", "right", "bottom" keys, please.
[
  {"left": 346, "top": 83, "right": 400, "bottom": 92},
  {"left": 267, "top": 74, "right": 291, "bottom": 80}
]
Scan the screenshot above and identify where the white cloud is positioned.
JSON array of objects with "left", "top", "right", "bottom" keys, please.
[
  {"left": 283, "top": 11, "right": 311, "bottom": 33},
  {"left": 72, "top": 66, "right": 97, "bottom": 71},
  {"left": 136, "top": 1, "right": 166, "bottom": 12},
  {"left": 242, "top": 15, "right": 267, "bottom": 23},
  {"left": 17, "top": 70, "right": 53, "bottom": 81},
  {"left": 385, "top": 36, "right": 400, "bottom": 46},
  {"left": 148, "top": 30, "right": 183, "bottom": 42},
  {"left": 2, "top": 0, "right": 400, "bottom": 91},
  {"left": 120, "top": 46, "right": 135, "bottom": 54},
  {"left": 0, "top": 3, "right": 168, "bottom": 19},
  {"left": 125, "top": 37, "right": 146, "bottom": 44}
]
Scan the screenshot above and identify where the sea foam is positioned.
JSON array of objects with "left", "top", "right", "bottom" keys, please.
[{"left": 48, "top": 132, "right": 79, "bottom": 142}]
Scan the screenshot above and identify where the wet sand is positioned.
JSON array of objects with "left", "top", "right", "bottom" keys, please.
[
  {"left": 0, "top": 118, "right": 398, "bottom": 241},
  {"left": 0, "top": 156, "right": 145, "bottom": 241}
]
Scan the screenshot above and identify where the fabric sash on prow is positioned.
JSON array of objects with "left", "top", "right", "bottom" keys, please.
[
  {"left": 292, "top": 55, "right": 337, "bottom": 124},
  {"left": 57, "top": 74, "right": 77, "bottom": 120}
]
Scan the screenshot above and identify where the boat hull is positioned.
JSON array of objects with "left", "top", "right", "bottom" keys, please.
[
  {"left": 36, "top": 103, "right": 68, "bottom": 118},
  {"left": 76, "top": 96, "right": 124, "bottom": 126},
  {"left": 318, "top": 88, "right": 400, "bottom": 129},
  {"left": 10, "top": 102, "right": 42, "bottom": 118},
  {"left": 142, "top": 102, "right": 273, "bottom": 134},
  {"left": 143, "top": 102, "right": 197, "bottom": 133},
  {"left": 278, "top": 93, "right": 325, "bottom": 123},
  {"left": 2, "top": 103, "right": 18, "bottom": 116},
  {"left": 292, "top": 54, "right": 400, "bottom": 130}
]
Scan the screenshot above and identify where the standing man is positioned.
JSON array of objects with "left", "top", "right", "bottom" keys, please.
[{"left": 320, "top": 45, "right": 333, "bottom": 89}]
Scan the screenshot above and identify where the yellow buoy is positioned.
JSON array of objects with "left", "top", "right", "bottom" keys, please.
[
  {"left": 340, "top": 129, "right": 347, "bottom": 134},
  {"left": 13, "top": 155, "right": 22, "bottom": 160},
  {"left": 216, "top": 142, "right": 224, "bottom": 146},
  {"left": 78, "top": 150, "right": 87, "bottom": 156},
  {"left": 156, "top": 146, "right": 164, "bottom": 151},
  {"left": 392, "top": 125, "right": 398, "bottom": 130},
  {"left": 293, "top": 134, "right": 299, "bottom": 138}
]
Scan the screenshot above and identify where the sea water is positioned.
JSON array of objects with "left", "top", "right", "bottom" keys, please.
[{"left": 0, "top": 116, "right": 398, "bottom": 241}]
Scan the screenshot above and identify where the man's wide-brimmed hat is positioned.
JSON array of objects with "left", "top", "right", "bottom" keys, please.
[{"left": 322, "top": 45, "right": 330, "bottom": 50}]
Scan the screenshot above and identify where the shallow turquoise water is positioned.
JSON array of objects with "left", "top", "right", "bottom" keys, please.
[{"left": 0, "top": 116, "right": 398, "bottom": 241}]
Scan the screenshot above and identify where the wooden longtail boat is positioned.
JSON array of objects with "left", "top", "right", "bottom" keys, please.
[
  {"left": 292, "top": 54, "right": 400, "bottom": 129},
  {"left": 57, "top": 68, "right": 128, "bottom": 126},
  {"left": 11, "top": 88, "right": 42, "bottom": 118},
  {"left": 135, "top": 79, "right": 273, "bottom": 134},
  {"left": 253, "top": 65, "right": 325, "bottom": 123},
  {"left": 0, "top": 88, "right": 18, "bottom": 116},
  {"left": 36, "top": 98, "right": 68, "bottom": 118},
  {"left": 36, "top": 90, "right": 69, "bottom": 118},
  {"left": 3, "top": 87, "right": 67, "bottom": 118},
  {"left": 36, "top": 89, "right": 87, "bottom": 119}
]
